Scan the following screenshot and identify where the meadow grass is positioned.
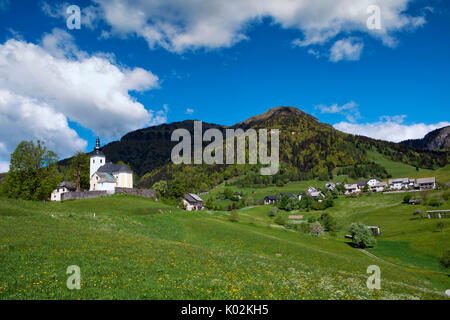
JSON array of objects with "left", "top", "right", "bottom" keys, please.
[{"left": 0, "top": 191, "right": 449, "bottom": 300}]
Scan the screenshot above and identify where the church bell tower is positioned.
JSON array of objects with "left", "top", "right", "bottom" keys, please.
[{"left": 90, "top": 137, "right": 106, "bottom": 179}]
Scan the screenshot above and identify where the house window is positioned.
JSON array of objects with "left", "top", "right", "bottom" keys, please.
[
  {"left": 100, "top": 159, "right": 102, "bottom": 163},
  {"left": 93, "top": 159, "right": 95, "bottom": 164}
]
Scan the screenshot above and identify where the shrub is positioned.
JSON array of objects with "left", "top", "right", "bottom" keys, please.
[
  {"left": 439, "top": 250, "right": 450, "bottom": 269},
  {"left": 436, "top": 221, "right": 444, "bottom": 232},
  {"left": 228, "top": 210, "right": 239, "bottom": 223},
  {"left": 413, "top": 209, "right": 424, "bottom": 219},
  {"left": 307, "top": 216, "right": 316, "bottom": 223},
  {"left": 310, "top": 221, "right": 324, "bottom": 236},
  {"left": 349, "top": 223, "right": 376, "bottom": 248},
  {"left": 299, "top": 223, "right": 310, "bottom": 233},
  {"left": 443, "top": 191, "right": 450, "bottom": 201},
  {"left": 318, "top": 213, "right": 338, "bottom": 232},
  {"left": 403, "top": 195, "right": 411, "bottom": 204},
  {"left": 274, "top": 214, "right": 286, "bottom": 226},
  {"left": 428, "top": 199, "right": 441, "bottom": 207}
]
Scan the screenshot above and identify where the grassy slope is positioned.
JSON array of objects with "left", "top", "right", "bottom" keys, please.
[
  {"left": 366, "top": 150, "right": 450, "bottom": 181},
  {"left": 0, "top": 193, "right": 449, "bottom": 300}
]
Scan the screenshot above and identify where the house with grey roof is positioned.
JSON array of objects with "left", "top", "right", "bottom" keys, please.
[
  {"left": 183, "top": 193, "right": 204, "bottom": 211},
  {"left": 50, "top": 181, "right": 76, "bottom": 201},
  {"left": 416, "top": 177, "right": 436, "bottom": 190}
]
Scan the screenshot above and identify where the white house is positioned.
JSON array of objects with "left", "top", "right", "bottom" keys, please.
[
  {"left": 367, "top": 178, "right": 381, "bottom": 187},
  {"left": 344, "top": 184, "right": 359, "bottom": 194},
  {"left": 371, "top": 182, "right": 387, "bottom": 192},
  {"left": 89, "top": 137, "right": 133, "bottom": 192},
  {"left": 389, "top": 178, "right": 410, "bottom": 190},
  {"left": 264, "top": 196, "right": 277, "bottom": 205},
  {"left": 50, "top": 181, "right": 76, "bottom": 201},
  {"left": 183, "top": 193, "right": 203, "bottom": 211},
  {"left": 325, "top": 182, "right": 335, "bottom": 191}
]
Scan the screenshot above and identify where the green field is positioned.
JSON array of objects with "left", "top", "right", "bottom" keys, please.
[{"left": 0, "top": 188, "right": 449, "bottom": 299}]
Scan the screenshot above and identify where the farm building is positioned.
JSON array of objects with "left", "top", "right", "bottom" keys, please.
[
  {"left": 344, "top": 184, "right": 359, "bottom": 194},
  {"left": 264, "top": 196, "right": 277, "bottom": 205},
  {"left": 417, "top": 177, "right": 436, "bottom": 190},
  {"left": 183, "top": 193, "right": 203, "bottom": 211},
  {"left": 50, "top": 181, "right": 76, "bottom": 201}
]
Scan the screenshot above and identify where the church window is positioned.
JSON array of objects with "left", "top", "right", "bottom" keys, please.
[{"left": 93, "top": 160, "right": 95, "bottom": 164}]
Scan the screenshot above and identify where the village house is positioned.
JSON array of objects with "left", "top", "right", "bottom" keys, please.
[
  {"left": 183, "top": 193, "right": 203, "bottom": 211},
  {"left": 325, "top": 182, "right": 335, "bottom": 191},
  {"left": 371, "top": 181, "right": 387, "bottom": 192},
  {"left": 344, "top": 184, "right": 359, "bottom": 194},
  {"left": 264, "top": 195, "right": 277, "bottom": 205},
  {"left": 306, "top": 187, "right": 325, "bottom": 201},
  {"left": 389, "top": 178, "right": 410, "bottom": 190},
  {"left": 367, "top": 178, "right": 381, "bottom": 187},
  {"left": 356, "top": 180, "right": 369, "bottom": 190},
  {"left": 50, "top": 181, "right": 75, "bottom": 201},
  {"left": 416, "top": 177, "right": 436, "bottom": 190}
]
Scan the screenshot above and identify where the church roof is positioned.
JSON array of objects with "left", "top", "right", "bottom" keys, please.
[
  {"left": 97, "top": 162, "right": 133, "bottom": 174},
  {"left": 95, "top": 172, "right": 116, "bottom": 183},
  {"left": 90, "top": 149, "right": 105, "bottom": 157}
]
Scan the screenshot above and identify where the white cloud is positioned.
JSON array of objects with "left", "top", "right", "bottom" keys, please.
[
  {"left": 89, "top": 0, "right": 425, "bottom": 53},
  {"left": 315, "top": 101, "right": 360, "bottom": 122},
  {"left": 0, "top": 89, "right": 87, "bottom": 167},
  {"left": 185, "top": 108, "right": 194, "bottom": 115},
  {"left": 334, "top": 119, "right": 450, "bottom": 142},
  {"left": 329, "top": 38, "right": 364, "bottom": 62},
  {"left": 0, "top": 28, "right": 164, "bottom": 166}
]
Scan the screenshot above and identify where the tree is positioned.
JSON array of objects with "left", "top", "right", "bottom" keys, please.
[
  {"left": 439, "top": 250, "right": 450, "bottom": 269},
  {"left": 152, "top": 180, "right": 169, "bottom": 198},
  {"left": 349, "top": 222, "right": 376, "bottom": 248},
  {"left": 310, "top": 221, "right": 324, "bottom": 236},
  {"left": 1, "top": 140, "right": 60, "bottom": 200},
  {"left": 68, "top": 152, "right": 89, "bottom": 191},
  {"left": 318, "top": 213, "right": 337, "bottom": 231},
  {"left": 403, "top": 194, "right": 411, "bottom": 204}
]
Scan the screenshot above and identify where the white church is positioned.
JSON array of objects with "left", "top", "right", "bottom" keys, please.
[{"left": 89, "top": 137, "right": 133, "bottom": 193}]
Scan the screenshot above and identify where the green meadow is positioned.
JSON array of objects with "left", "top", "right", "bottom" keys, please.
[
  {"left": 0, "top": 188, "right": 449, "bottom": 300},
  {"left": 0, "top": 152, "right": 449, "bottom": 300}
]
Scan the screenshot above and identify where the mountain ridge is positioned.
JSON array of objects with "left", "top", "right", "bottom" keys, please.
[{"left": 400, "top": 125, "right": 450, "bottom": 151}]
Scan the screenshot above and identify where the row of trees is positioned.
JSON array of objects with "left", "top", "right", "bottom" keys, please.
[{"left": 0, "top": 140, "right": 90, "bottom": 201}]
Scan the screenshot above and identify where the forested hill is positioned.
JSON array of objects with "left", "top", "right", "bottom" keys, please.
[{"left": 59, "top": 106, "right": 448, "bottom": 188}]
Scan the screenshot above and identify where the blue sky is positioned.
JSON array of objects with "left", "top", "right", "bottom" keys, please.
[{"left": 0, "top": 0, "right": 449, "bottom": 170}]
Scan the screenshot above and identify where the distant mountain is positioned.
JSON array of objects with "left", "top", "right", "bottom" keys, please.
[
  {"left": 59, "top": 106, "right": 448, "bottom": 189},
  {"left": 401, "top": 126, "right": 450, "bottom": 151}
]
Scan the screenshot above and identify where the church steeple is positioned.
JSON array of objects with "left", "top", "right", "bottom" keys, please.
[{"left": 95, "top": 136, "right": 101, "bottom": 151}]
